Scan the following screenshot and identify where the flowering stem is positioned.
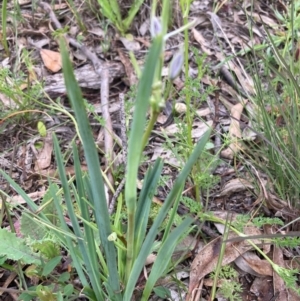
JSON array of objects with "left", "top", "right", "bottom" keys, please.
[{"left": 142, "top": 109, "right": 160, "bottom": 151}]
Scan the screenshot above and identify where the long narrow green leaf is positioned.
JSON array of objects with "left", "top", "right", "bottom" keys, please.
[
  {"left": 59, "top": 39, "right": 121, "bottom": 299},
  {"left": 123, "top": 0, "right": 144, "bottom": 31},
  {"left": 72, "top": 143, "right": 98, "bottom": 270},
  {"left": 49, "top": 181, "right": 89, "bottom": 288},
  {"left": 125, "top": 35, "right": 163, "bottom": 280},
  {"left": 124, "top": 129, "right": 211, "bottom": 301},
  {"left": 142, "top": 217, "right": 193, "bottom": 300},
  {"left": 125, "top": 35, "right": 163, "bottom": 211},
  {"left": 134, "top": 159, "right": 163, "bottom": 254},
  {"left": 52, "top": 135, "right": 104, "bottom": 300},
  {"left": 1, "top": 0, "right": 9, "bottom": 56}
]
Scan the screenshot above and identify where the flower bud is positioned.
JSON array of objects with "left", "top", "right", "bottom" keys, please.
[
  {"left": 169, "top": 48, "right": 184, "bottom": 80},
  {"left": 150, "top": 16, "right": 162, "bottom": 38}
]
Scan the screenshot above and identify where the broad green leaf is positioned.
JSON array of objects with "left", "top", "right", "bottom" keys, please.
[
  {"left": 0, "top": 228, "right": 41, "bottom": 265},
  {"left": 37, "top": 121, "right": 47, "bottom": 137},
  {"left": 42, "top": 255, "right": 62, "bottom": 276}
]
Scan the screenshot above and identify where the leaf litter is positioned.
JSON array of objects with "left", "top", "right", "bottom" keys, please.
[{"left": 0, "top": 0, "right": 299, "bottom": 300}]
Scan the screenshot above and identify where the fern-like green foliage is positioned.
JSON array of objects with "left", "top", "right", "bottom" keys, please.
[
  {"left": 0, "top": 228, "right": 41, "bottom": 265},
  {"left": 210, "top": 265, "right": 242, "bottom": 301}
]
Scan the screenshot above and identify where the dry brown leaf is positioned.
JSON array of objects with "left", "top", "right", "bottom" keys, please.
[
  {"left": 192, "top": 28, "right": 213, "bottom": 55},
  {"left": 216, "top": 52, "right": 255, "bottom": 96},
  {"left": 139, "top": 19, "right": 150, "bottom": 36},
  {"left": 134, "top": 37, "right": 151, "bottom": 48},
  {"left": 163, "top": 120, "right": 213, "bottom": 140},
  {"left": 221, "top": 102, "right": 245, "bottom": 159},
  {"left": 117, "top": 48, "right": 138, "bottom": 86},
  {"left": 273, "top": 246, "right": 300, "bottom": 301},
  {"left": 0, "top": 270, "right": 17, "bottom": 297},
  {"left": 250, "top": 12, "right": 278, "bottom": 27},
  {"left": 0, "top": 93, "right": 17, "bottom": 108},
  {"left": 54, "top": 3, "right": 68, "bottom": 10},
  {"left": 218, "top": 178, "right": 253, "bottom": 196},
  {"left": 187, "top": 226, "right": 262, "bottom": 300},
  {"left": 250, "top": 276, "right": 273, "bottom": 301},
  {"left": 228, "top": 61, "right": 255, "bottom": 95},
  {"left": 119, "top": 36, "right": 141, "bottom": 51},
  {"left": 18, "top": 0, "right": 31, "bottom": 5},
  {"left": 88, "top": 27, "right": 105, "bottom": 37},
  {"left": 235, "top": 251, "right": 273, "bottom": 276},
  {"left": 7, "top": 189, "right": 46, "bottom": 205},
  {"left": 196, "top": 107, "right": 211, "bottom": 117},
  {"left": 40, "top": 49, "right": 62, "bottom": 72},
  {"left": 34, "top": 134, "right": 53, "bottom": 171},
  {"left": 32, "top": 165, "right": 89, "bottom": 180},
  {"left": 273, "top": 246, "right": 289, "bottom": 301},
  {"left": 151, "top": 146, "right": 181, "bottom": 167}
]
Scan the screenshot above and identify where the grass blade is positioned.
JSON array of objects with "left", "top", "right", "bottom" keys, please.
[
  {"left": 59, "top": 39, "right": 121, "bottom": 299},
  {"left": 141, "top": 217, "right": 193, "bottom": 300},
  {"left": 125, "top": 35, "right": 163, "bottom": 279},
  {"left": 52, "top": 135, "right": 104, "bottom": 299},
  {"left": 124, "top": 128, "right": 211, "bottom": 301},
  {"left": 134, "top": 159, "right": 163, "bottom": 254}
]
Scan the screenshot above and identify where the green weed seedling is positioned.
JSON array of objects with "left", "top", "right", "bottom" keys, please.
[{"left": 96, "top": 0, "right": 144, "bottom": 34}]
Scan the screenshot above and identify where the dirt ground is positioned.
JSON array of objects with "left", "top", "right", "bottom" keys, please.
[{"left": 1, "top": 0, "right": 300, "bottom": 300}]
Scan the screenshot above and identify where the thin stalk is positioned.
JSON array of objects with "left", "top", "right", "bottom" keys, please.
[
  {"left": 124, "top": 36, "right": 163, "bottom": 283},
  {"left": 125, "top": 211, "right": 135, "bottom": 281},
  {"left": 141, "top": 110, "right": 159, "bottom": 151},
  {"left": 163, "top": 80, "right": 173, "bottom": 100},
  {"left": 1, "top": 0, "right": 9, "bottom": 56},
  {"left": 210, "top": 214, "right": 231, "bottom": 300},
  {"left": 182, "top": 13, "right": 192, "bottom": 148}
]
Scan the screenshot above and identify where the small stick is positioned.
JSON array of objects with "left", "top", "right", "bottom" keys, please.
[{"left": 109, "top": 93, "right": 127, "bottom": 214}]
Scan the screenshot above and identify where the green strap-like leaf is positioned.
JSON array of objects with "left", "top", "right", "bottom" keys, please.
[{"left": 59, "top": 39, "right": 121, "bottom": 300}]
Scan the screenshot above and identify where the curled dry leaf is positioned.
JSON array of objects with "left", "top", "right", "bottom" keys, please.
[
  {"left": 145, "top": 254, "right": 157, "bottom": 266},
  {"left": 250, "top": 276, "right": 274, "bottom": 301},
  {"left": 163, "top": 120, "right": 213, "bottom": 140},
  {"left": 175, "top": 103, "right": 187, "bottom": 114},
  {"left": 18, "top": 0, "right": 31, "bottom": 5},
  {"left": 272, "top": 246, "right": 288, "bottom": 301},
  {"left": 0, "top": 93, "right": 17, "bottom": 108},
  {"left": 119, "top": 36, "right": 141, "bottom": 51},
  {"left": 7, "top": 189, "right": 46, "bottom": 205},
  {"left": 40, "top": 49, "right": 62, "bottom": 73},
  {"left": 34, "top": 133, "right": 53, "bottom": 171},
  {"left": 235, "top": 251, "right": 273, "bottom": 277},
  {"left": 117, "top": 48, "right": 138, "bottom": 86},
  {"left": 221, "top": 102, "right": 245, "bottom": 159},
  {"left": 192, "top": 28, "right": 213, "bottom": 55},
  {"left": 272, "top": 246, "right": 300, "bottom": 301},
  {"left": 218, "top": 178, "right": 254, "bottom": 196},
  {"left": 187, "top": 226, "right": 263, "bottom": 300}
]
